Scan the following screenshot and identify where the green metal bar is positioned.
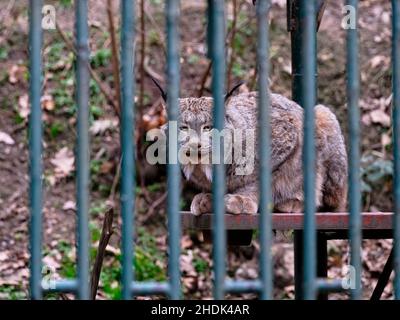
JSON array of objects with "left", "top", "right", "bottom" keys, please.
[
  {"left": 208, "top": 0, "right": 226, "bottom": 300},
  {"left": 256, "top": 0, "right": 273, "bottom": 300},
  {"left": 120, "top": 0, "right": 135, "bottom": 300},
  {"left": 42, "top": 279, "right": 78, "bottom": 294},
  {"left": 316, "top": 279, "right": 346, "bottom": 293},
  {"left": 299, "top": 0, "right": 317, "bottom": 300},
  {"left": 166, "top": 0, "right": 182, "bottom": 300},
  {"left": 224, "top": 280, "right": 262, "bottom": 294},
  {"left": 28, "top": 0, "right": 43, "bottom": 300},
  {"left": 75, "top": 0, "right": 90, "bottom": 300},
  {"left": 392, "top": 0, "right": 400, "bottom": 299},
  {"left": 346, "top": 0, "right": 362, "bottom": 300},
  {"left": 131, "top": 282, "right": 170, "bottom": 295},
  {"left": 289, "top": 0, "right": 314, "bottom": 299}
]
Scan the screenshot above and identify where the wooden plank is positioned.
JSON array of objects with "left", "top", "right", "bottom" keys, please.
[{"left": 181, "top": 212, "right": 393, "bottom": 231}]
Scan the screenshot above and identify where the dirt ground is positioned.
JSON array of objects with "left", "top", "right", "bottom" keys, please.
[{"left": 0, "top": 0, "right": 396, "bottom": 299}]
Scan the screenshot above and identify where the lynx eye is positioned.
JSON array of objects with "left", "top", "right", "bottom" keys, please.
[
  {"left": 202, "top": 125, "right": 212, "bottom": 131},
  {"left": 179, "top": 125, "right": 189, "bottom": 131}
]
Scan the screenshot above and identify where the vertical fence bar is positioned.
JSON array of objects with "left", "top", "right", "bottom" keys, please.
[
  {"left": 256, "top": 0, "right": 273, "bottom": 300},
  {"left": 120, "top": 0, "right": 135, "bottom": 300},
  {"left": 75, "top": 0, "right": 90, "bottom": 300},
  {"left": 346, "top": 0, "right": 362, "bottom": 300},
  {"left": 300, "top": 0, "right": 317, "bottom": 300},
  {"left": 28, "top": 0, "right": 43, "bottom": 300},
  {"left": 290, "top": 0, "right": 303, "bottom": 299},
  {"left": 392, "top": 0, "right": 400, "bottom": 299},
  {"left": 208, "top": 0, "right": 226, "bottom": 300},
  {"left": 166, "top": 0, "right": 181, "bottom": 300}
]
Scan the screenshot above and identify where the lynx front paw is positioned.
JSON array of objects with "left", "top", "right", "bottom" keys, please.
[
  {"left": 190, "top": 193, "right": 212, "bottom": 216},
  {"left": 224, "top": 194, "right": 258, "bottom": 215}
]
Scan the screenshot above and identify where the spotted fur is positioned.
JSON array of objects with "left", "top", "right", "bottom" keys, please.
[{"left": 172, "top": 91, "right": 347, "bottom": 215}]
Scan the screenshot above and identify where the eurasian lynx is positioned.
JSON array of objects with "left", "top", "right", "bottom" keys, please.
[{"left": 158, "top": 88, "right": 347, "bottom": 215}]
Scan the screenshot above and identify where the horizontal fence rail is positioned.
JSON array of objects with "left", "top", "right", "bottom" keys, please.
[{"left": 27, "top": 0, "right": 400, "bottom": 300}]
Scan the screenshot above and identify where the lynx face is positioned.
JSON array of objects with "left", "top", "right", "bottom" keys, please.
[{"left": 177, "top": 97, "right": 214, "bottom": 165}]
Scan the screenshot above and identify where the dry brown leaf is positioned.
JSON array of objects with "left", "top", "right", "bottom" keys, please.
[
  {"left": 180, "top": 251, "right": 196, "bottom": 277},
  {"left": 18, "top": 94, "right": 30, "bottom": 119},
  {"left": 100, "top": 161, "right": 114, "bottom": 174},
  {"left": 369, "top": 109, "right": 391, "bottom": 127},
  {"left": 43, "top": 255, "right": 61, "bottom": 270},
  {"left": 41, "top": 95, "right": 55, "bottom": 111},
  {"left": 362, "top": 114, "right": 372, "bottom": 126},
  {"left": 0, "top": 251, "right": 9, "bottom": 262},
  {"left": 381, "top": 133, "right": 391, "bottom": 147},
  {"left": 0, "top": 131, "right": 15, "bottom": 145},
  {"left": 50, "top": 147, "right": 75, "bottom": 178},
  {"left": 8, "top": 64, "right": 27, "bottom": 84},
  {"left": 180, "top": 234, "right": 193, "bottom": 250},
  {"left": 89, "top": 119, "right": 118, "bottom": 135},
  {"left": 369, "top": 55, "right": 389, "bottom": 69},
  {"left": 62, "top": 200, "right": 76, "bottom": 211}
]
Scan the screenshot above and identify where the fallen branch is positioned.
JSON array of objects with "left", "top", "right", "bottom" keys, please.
[{"left": 90, "top": 158, "right": 121, "bottom": 299}]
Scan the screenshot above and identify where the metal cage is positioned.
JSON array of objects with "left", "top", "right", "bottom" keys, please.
[{"left": 27, "top": 0, "right": 400, "bottom": 299}]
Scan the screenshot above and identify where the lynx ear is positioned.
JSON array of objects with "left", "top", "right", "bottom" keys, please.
[
  {"left": 150, "top": 76, "right": 167, "bottom": 103},
  {"left": 225, "top": 81, "right": 245, "bottom": 102}
]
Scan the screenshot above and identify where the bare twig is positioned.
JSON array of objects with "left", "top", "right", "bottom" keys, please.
[
  {"left": 142, "top": 191, "right": 167, "bottom": 222},
  {"left": 197, "top": 61, "right": 212, "bottom": 97},
  {"left": 55, "top": 21, "right": 120, "bottom": 117},
  {"left": 144, "top": 56, "right": 164, "bottom": 82},
  {"left": 106, "top": 0, "right": 121, "bottom": 116},
  {"left": 90, "top": 159, "right": 121, "bottom": 299},
  {"left": 227, "top": 0, "right": 239, "bottom": 89},
  {"left": 139, "top": 0, "right": 146, "bottom": 111},
  {"left": 197, "top": 8, "right": 250, "bottom": 97},
  {"left": 143, "top": 2, "right": 167, "bottom": 55},
  {"left": 249, "top": 65, "right": 258, "bottom": 91}
]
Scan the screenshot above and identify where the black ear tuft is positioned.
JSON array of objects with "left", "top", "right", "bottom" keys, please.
[
  {"left": 225, "top": 81, "right": 245, "bottom": 102},
  {"left": 150, "top": 76, "right": 167, "bottom": 102},
  {"left": 252, "top": 0, "right": 256, "bottom": 5}
]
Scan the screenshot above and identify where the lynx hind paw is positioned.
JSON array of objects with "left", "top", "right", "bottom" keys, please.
[
  {"left": 224, "top": 194, "right": 258, "bottom": 215},
  {"left": 190, "top": 193, "right": 212, "bottom": 216}
]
